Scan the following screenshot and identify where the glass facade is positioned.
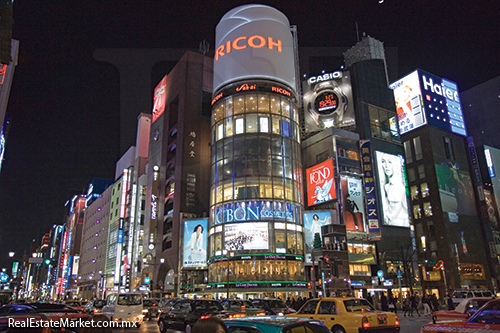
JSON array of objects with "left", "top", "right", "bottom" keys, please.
[{"left": 208, "top": 86, "right": 305, "bottom": 286}]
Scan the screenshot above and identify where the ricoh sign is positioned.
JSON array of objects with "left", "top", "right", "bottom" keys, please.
[
  {"left": 213, "top": 4, "right": 296, "bottom": 95},
  {"left": 390, "top": 69, "right": 466, "bottom": 136}
]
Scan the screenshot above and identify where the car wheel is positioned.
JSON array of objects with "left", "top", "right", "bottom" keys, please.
[
  {"left": 185, "top": 323, "right": 192, "bottom": 333},
  {"left": 159, "top": 320, "right": 167, "bottom": 333},
  {"left": 331, "top": 325, "right": 346, "bottom": 333}
]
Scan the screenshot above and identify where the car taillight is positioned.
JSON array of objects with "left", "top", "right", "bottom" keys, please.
[
  {"left": 395, "top": 316, "right": 399, "bottom": 326},
  {"left": 362, "top": 317, "right": 370, "bottom": 328},
  {"left": 241, "top": 305, "right": 246, "bottom": 310},
  {"left": 200, "top": 315, "right": 211, "bottom": 319},
  {"left": 256, "top": 312, "right": 266, "bottom": 316},
  {"left": 228, "top": 313, "right": 246, "bottom": 319}
]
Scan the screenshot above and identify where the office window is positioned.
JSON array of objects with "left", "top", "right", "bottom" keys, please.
[
  {"left": 413, "top": 137, "right": 423, "bottom": 160},
  {"left": 421, "top": 183, "right": 430, "bottom": 198},
  {"left": 444, "top": 137, "right": 455, "bottom": 160},
  {"left": 413, "top": 204, "right": 422, "bottom": 220},
  {"left": 317, "top": 151, "right": 329, "bottom": 164},
  {"left": 369, "top": 105, "right": 397, "bottom": 142},
  {"left": 423, "top": 202, "right": 433, "bottom": 217},
  {"left": 246, "top": 114, "right": 258, "bottom": 133},
  {"left": 235, "top": 117, "right": 244, "bottom": 134},
  {"left": 407, "top": 167, "right": 416, "bottom": 182},
  {"left": 410, "top": 185, "right": 419, "bottom": 201},
  {"left": 259, "top": 116, "right": 269, "bottom": 133},
  {"left": 404, "top": 141, "right": 413, "bottom": 164},
  {"left": 427, "top": 220, "right": 435, "bottom": 236},
  {"left": 418, "top": 164, "right": 426, "bottom": 179}
]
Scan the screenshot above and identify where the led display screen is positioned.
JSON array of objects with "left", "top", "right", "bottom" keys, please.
[
  {"left": 435, "top": 163, "right": 476, "bottom": 221},
  {"left": 303, "top": 71, "right": 355, "bottom": 132},
  {"left": 303, "top": 211, "right": 332, "bottom": 255},
  {"left": 213, "top": 4, "right": 296, "bottom": 94},
  {"left": 340, "top": 176, "right": 366, "bottom": 232},
  {"left": 182, "top": 218, "right": 208, "bottom": 268},
  {"left": 390, "top": 69, "right": 466, "bottom": 136},
  {"left": 152, "top": 75, "right": 167, "bottom": 123},
  {"left": 224, "top": 222, "right": 269, "bottom": 250},
  {"left": 375, "top": 151, "right": 410, "bottom": 227},
  {"left": 306, "top": 159, "right": 336, "bottom": 207}
]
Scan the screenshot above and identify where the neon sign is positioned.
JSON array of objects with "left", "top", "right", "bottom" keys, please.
[
  {"left": 215, "top": 201, "right": 294, "bottom": 224},
  {"left": 216, "top": 35, "right": 282, "bottom": 61}
]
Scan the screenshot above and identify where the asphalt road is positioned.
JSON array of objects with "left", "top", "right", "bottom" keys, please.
[{"left": 113, "top": 316, "right": 432, "bottom": 333}]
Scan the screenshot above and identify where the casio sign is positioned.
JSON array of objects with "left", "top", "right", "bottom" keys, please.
[{"left": 308, "top": 71, "right": 342, "bottom": 84}]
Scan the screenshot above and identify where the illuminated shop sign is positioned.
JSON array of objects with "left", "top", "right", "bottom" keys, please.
[
  {"left": 0, "top": 116, "right": 7, "bottom": 173},
  {"left": 215, "top": 201, "right": 295, "bottom": 224},
  {"left": 152, "top": 75, "right": 167, "bottom": 123},
  {"left": 306, "top": 159, "right": 336, "bottom": 207},
  {"left": 212, "top": 81, "right": 294, "bottom": 105},
  {"left": 303, "top": 70, "right": 354, "bottom": 131},
  {"left": 390, "top": 69, "right": 466, "bottom": 136},
  {"left": 213, "top": 4, "right": 296, "bottom": 94},
  {"left": 485, "top": 148, "right": 495, "bottom": 178},
  {"left": 206, "top": 282, "right": 308, "bottom": 289}
]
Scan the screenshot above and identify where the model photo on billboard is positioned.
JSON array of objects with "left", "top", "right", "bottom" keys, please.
[
  {"left": 375, "top": 151, "right": 410, "bottom": 227},
  {"left": 183, "top": 219, "right": 208, "bottom": 268}
]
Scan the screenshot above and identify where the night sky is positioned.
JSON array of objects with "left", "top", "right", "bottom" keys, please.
[{"left": 0, "top": 0, "right": 499, "bottom": 268}]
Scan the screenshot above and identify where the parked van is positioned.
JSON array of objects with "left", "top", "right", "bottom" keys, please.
[
  {"left": 102, "top": 292, "right": 144, "bottom": 326},
  {"left": 451, "top": 289, "right": 494, "bottom": 306}
]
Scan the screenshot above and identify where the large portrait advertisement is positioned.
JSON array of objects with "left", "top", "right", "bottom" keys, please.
[
  {"left": 303, "top": 211, "right": 332, "bottom": 255},
  {"left": 375, "top": 151, "right": 410, "bottom": 227},
  {"left": 224, "top": 222, "right": 269, "bottom": 251},
  {"left": 435, "top": 163, "right": 476, "bottom": 221},
  {"left": 340, "top": 176, "right": 366, "bottom": 232},
  {"left": 182, "top": 219, "right": 208, "bottom": 268}
]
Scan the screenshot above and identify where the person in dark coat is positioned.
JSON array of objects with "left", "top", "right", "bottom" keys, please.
[
  {"left": 447, "top": 294, "right": 455, "bottom": 310},
  {"left": 410, "top": 293, "right": 420, "bottom": 316},
  {"left": 380, "top": 293, "right": 388, "bottom": 311}
]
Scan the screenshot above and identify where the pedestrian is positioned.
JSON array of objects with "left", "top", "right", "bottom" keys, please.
[
  {"left": 366, "top": 293, "right": 373, "bottom": 306},
  {"left": 422, "top": 294, "right": 432, "bottom": 316},
  {"left": 410, "top": 293, "right": 420, "bottom": 316},
  {"left": 403, "top": 295, "right": 411, "bottom": 317},
  {"left": 447, "top": 294, "right": 455, "bottom": 310},
  {"left": 431, "top": 293, "right": 439, "bottom": 312},
  {"left": 193, "top": 317, "right": 227, "bottom": 333},
  {"left": 381, "top": 293, "right": 388, "bottom": 311}
]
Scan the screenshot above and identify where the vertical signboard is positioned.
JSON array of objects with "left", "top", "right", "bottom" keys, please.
[
  {"left": 303, "top": 211, "right": 332, "bottom": 263},
  {"left": 306, "top": 159, "right": 336, "bottom": 207},
  {"left": 340, "top": 175, "right": 366, "bottom": 232},
  {"left": 152, "top": 75, "right": 167, "bottom": 123},
  {"left": 360, "top": 141, "right": 381, "bottom": 239},
  {"left": 182, "top": 219, "right": 208, "bottom": 268}
]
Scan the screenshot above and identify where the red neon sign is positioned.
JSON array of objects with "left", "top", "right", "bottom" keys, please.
[{"left": 216, "top": 35, "right": 282, "bottom": 61}]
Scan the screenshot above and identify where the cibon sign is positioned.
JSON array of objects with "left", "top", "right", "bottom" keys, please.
[
  {"left": 390, "top": 69, "right": 466, "bottom": 136},
  {"left": 213, "top": 4, "right": 296, "bottom": 95}
]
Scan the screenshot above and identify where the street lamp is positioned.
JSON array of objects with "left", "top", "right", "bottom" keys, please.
[{"left": 8, "top": 252, "right": 14, "bottom": 258}]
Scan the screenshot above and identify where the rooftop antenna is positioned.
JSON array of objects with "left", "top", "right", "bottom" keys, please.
[{"left": 355, "top": 22, "right": 360, "bottom": 42}]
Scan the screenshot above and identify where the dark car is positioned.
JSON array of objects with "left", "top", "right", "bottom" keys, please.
[
  {"left": 143, "top": 298, "right": 161, "bottom": 320},
  {"left": 223, "top": 299, "right": 266, "bottom": 317},
  {"left": 251, "top": 299, "right": 296, "bottom": 316},
  {"left": 158, "top": 299, "right": 240, "bottom": 333},
  {"left": 224, "top": 316, "right": 331, "bottom": 333},
  {"left": 0, "top": 302, "right": 81, "bottom": 315}
]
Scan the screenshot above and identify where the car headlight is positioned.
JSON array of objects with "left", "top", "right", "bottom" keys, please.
[{"left": 142, "top": 309, "right": 148, "bottom": 313}]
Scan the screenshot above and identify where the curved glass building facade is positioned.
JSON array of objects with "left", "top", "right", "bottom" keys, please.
[{"left": 207, "top": 80, "right": 306, "bottom": 292}]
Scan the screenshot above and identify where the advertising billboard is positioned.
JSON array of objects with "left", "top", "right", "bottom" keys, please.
[
  {"left": 152, "top": 75, "right": 167, "bottom": 123},
  {"left": 435, "top": 163, "right": 476, "bottom": 221},
  {"left": 390, "top": 69, "right": 466, "bottom": 136},
  {"left": 182, "top": 218, "right": 208, "bottom": 268},
  {"left": 375, "top": 151, "right": 410, "bottom": 227},
  {"left": 224, "top": 222, "right": 269, "bottom": 250},
  {"left": 360, "top": 141, "right": 381, "bottom": 238},
  {"left": 340, "top": 176, "right": 366, "bottom": 232},
  {"left": 0, "top": 115, "right": 6, "bottom": 173},
  {"left": 303, "top": 70, "right": 355, "bottom": 132},
  {"left": 213, "top": 4, "right": 296, "bottom": 94},
  {"left": 306, "top": 159, "right": 336, "bottom": 207},
  {"left": 303, "top": 211, "right": 332, "bottom": 255}
]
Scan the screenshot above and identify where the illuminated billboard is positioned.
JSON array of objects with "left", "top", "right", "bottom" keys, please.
[
  {"left": 375, "top": 151, "right": 410, "bottom": 227},
  {"left": 152, "top": 75, "right": 167, "bottom": 123},
  {"left": 303, "top": 71, "right": 355, "bottom": 132},
  {"left": 390, "top": 69, "right": 466, "bottom": 136},
  {"left": 306, "top": 159, "right": 336, "bottom": 207},
  {"left": 435, "top": 163, "right": 476, "bottom": 222},
  {"left": 224, "top": 222, "right": 269, "bottom": 250},
  {"left": 0, "top": 115, "right": 6, "bottom": 173},
  {"left": 303, "top": 211, "right": 332, "bottom": 254},
  {"left": 340, "top": 176, "right": 366, "bottom": 232},
  {"left": 485, "top": 146, "right": 500, "bottom": 227},
  {"left": 213, "top": 4, "right": 296, "bottom": 94},
  {"left": 182, "top": 218, "right": 208, "bottom": 268}
]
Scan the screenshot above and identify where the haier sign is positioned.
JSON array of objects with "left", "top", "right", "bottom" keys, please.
[{"left": 390, "top": 69, "right": 466, "bottom": 136}]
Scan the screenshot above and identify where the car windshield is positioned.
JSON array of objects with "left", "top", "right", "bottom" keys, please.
[
  {"left": 193, "top": 301, "right": 223, "bottom": 312},
  {"left": 268, "top": 300, "right": 287, "bottom": 308},
  {"left": 225, "top": 300, "right": 255, "bottom": 309},
  {"left": 117, "top": 294, "right": 142, "bottom": 306},
  {"left": 143, "top": 300, "right": 156, "bottom": 307},
  {"left": 343, "top": 299, "right": 375, "bottom": 312},
  {"left": 453, "top": 291, "right": 468, "bottom": 298}
]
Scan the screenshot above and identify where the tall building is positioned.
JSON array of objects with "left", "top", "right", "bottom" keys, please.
[
  {"left": 390, "top": 69, "right": 493, "bottom": 296},
  {"left": 145, "top": 51, "right": 213, "bottom": 296},
  {"left": 206, "top": 4, "right": 307, "bottom": 298}
]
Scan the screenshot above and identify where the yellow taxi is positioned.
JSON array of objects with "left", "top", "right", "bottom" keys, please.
[{"left": 287, "top": 297, "right": 400, "bottom": 333}]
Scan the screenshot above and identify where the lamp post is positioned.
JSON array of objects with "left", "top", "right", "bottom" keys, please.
[{"left": 142, "top": 256, "right": 165, "bottom": 297}]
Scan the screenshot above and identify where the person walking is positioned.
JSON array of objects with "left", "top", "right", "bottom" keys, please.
[
  {"left": 422, "top": 294, "right": 432, "bottom": 316},
  {"left": 447, "top": 294, "right": 455, "bottom": 310},
  {"left": 410, "top": 293, "right": 420, "bottom": 316},
  {"left": 381, "top": 293, "right": 388, "bottom": 311},
  {"left": 403, "top": 295, "right": 411, "bottom": 317}
]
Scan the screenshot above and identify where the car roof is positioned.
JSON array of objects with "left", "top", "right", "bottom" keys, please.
[{"left": 224, "top": 316, "right": 319, "bottom": 327}]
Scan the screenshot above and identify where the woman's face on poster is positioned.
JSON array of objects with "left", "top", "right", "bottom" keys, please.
[
  {"left": 381, "top": 156, "right": 394, "bottom": 177},
  {"left": 195, "top": 226, "right": 202, "bottom": 234}
]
